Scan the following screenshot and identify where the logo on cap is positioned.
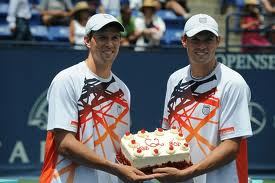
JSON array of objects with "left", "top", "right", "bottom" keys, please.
[
  {"left": 199, "top": 17, "right": 207, "bottom": 24},
  {"left": 103, "top": 14, "right": 114, "bottom": 19}
]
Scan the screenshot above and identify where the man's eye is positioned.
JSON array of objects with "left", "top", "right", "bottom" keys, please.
[
  {"left": 98, "top": 36, "right": 107, "bottom": 41},
  {"left": 113, "top": 36, "right": 120, "bottom": 41},
  {"left": 191, "top": 39, "right": 199, "bottom": 42},
  {"left": 207, "top": 38, "right": 215, "bottom": 42}
]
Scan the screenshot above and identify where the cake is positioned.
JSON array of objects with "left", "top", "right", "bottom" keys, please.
[{"left": 117, "top": 127, "right": 192, "bottom": 174}]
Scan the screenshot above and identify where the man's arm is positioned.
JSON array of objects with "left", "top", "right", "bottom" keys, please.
[
  {"left": 153, "top": 137, "right": 241, "bottom": 182},
  {"left": 262, "top": 0, "right": 275, "bottom": 13},
  {"left": 37, "top": 0, "right": 72, "bottom": 17},
  {"left": 53, "top": 129, "right": 155, "bottom": 182}
]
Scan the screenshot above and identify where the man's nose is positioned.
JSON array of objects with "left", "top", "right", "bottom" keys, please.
[
  {"left": 196, "top": 41, "right": 207, "bottom": 49},
  {"left": 104, "top": 38, "right": 114, "bottom": 47}
]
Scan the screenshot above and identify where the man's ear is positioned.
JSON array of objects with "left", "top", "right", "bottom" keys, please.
[
  {"left": 181, "top": 35, "right": 187, "bottom": 48},
  {"left": 84, "top": 36, "right": 91, "bottom": 48}
]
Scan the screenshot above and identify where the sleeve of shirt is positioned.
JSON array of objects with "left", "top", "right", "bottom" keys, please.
[
  {"left": 6, "top": 0, "right": 17, "bottom": 29},
  {"left": 115, "top": 75, "right": 131, "bottom": 128},
  {"left": 219, "top": 78, "right": 252, "bottom": 140},
  {"left": 47, "top": 73, "right": 79, "bottom": 133},
  {"left": 125, "top": 84, "right": 131, "bottom": 128}
]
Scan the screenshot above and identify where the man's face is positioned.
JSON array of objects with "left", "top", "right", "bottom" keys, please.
[
  {"left": 121, "top": 7, "right": 131, "bottom": 22},
  {"left": 86, "top": 25, "right": 121, "bottom": 66},
  {"left": 182, "top": 31, "right": 220, "bottom": 65},
  {"left": 143, "top": 7, "right": 155, "bottom": 16}
]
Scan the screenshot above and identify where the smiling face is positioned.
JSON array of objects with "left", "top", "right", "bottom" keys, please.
[
  {"left": 85, "top": 24, "right": 121, "bottom": 68},
  {"left": 182, "top": 31, "right": 220, "bottom": 66}
]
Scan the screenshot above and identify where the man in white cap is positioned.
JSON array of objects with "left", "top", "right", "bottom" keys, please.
[
  {"left": 153, "top": 14, "right": 252, "bottom": 183},
  {"left": 40, "top": 13, "right": 155, "bottom": 183}
]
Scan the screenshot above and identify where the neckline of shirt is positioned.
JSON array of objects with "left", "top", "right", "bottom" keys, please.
[
  {"left": 81, "top": 60, "right": 113, "bottom": 82},
  {"left": 189, "top": 62, "right": 219, "bottom": 81}
]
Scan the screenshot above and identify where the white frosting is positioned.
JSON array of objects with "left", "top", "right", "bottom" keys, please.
[
  {"left": 151, "top": 148, "right": 160, "bottom": 156},
  {"left": 121, "top": 129, "right": 191, "bottom": 169},
  {"left": 176, "top": 133, "right": 184, "bottom": 140},
  {"left": 154, "top": 128, "right": 165, "bottom": 136},
  {"left": 170, "top": 126, "right": 179, "bottom": 134},
  {"left": 123, "top": 133, "right": 133, "bottom": 140},
  {"left": 134, "top": 149, "right": 144, "bottom": 157},
  {"left": 181, "top": 142, "right": 190, "bottom": 151},
  {"left": 128, "top": 139, "right": 138, "bottom": 148},
  {"left": 166, "top": 145, "right": 176, "bottom": 154},
  {"left": 137, "top": 129, "right": 149, "bottom": 138}
]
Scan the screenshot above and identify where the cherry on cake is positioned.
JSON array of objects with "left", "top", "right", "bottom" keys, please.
[{"left": 117, "top": 128, "right": 192, "bottom": 174}]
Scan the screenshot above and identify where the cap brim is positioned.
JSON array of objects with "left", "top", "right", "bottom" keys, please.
[
  {"left": 185, "top": 27, "right": 218, "bottom": 37},
  {"left": 86, "top": 20, "right": 125, "bottom": 35},
  {"left": 102, "top": 21, "right": 125, "bottom": 32}
]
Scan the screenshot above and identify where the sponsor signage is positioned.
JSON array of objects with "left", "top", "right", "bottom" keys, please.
[{"left": 0, "top": 48, "right": 274, "bottom": 174}]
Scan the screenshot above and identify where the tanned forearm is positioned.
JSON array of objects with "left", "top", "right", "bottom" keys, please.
[
  {"left": 262, "top": 0, "right": 275, "bottom": 13},
  {"left": 42, "top": 10, "right": 70, "bottom": 17},
  {"left": 181, "top": 138, "right": 241, "bottom": 178},
  {"left": 54, "top": 129, "right": 119, "bottom": 176}
]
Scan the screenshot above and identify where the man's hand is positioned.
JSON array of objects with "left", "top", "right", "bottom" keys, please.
[
  {"left": 153, "top": 167, "right": 188, "bottom": 182},
  {"left": 153, "top": 138, "right": 242, "bottom": 182},
  {"left": 114, "top": 164, "right": 155, "bottom": 183}
]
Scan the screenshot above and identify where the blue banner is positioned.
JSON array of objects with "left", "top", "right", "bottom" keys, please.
[{"left": 0, "top": 47, "right": 274, "bottom": 175}]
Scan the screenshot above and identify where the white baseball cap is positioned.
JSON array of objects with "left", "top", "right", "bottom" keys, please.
[
  {"left": 183, "top": 14, "right": 219, "bottom": 37},
  {"left": 85, "top": 13, "right": 125, "bottom": 35}
]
